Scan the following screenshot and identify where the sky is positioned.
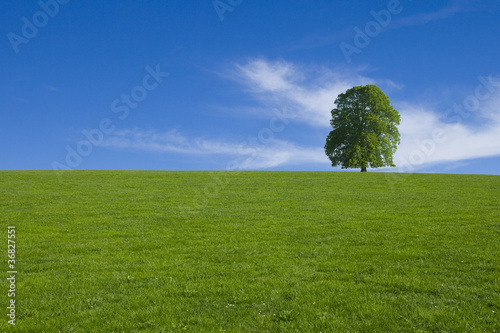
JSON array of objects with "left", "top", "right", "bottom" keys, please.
[{"left": 2, "top": 0, "right": 500, "bottom": 174}]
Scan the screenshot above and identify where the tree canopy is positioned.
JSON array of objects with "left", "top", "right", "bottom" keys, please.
[{"left": 324, "top": 84, "right": 401, "bottom": 172}]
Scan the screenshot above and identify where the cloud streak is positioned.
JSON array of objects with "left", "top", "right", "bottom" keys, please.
[
  {"left": 289, "top": 1, "right": 469, "bottom": 51},
  {"left": 103, "top": 128, "right": 327, "bottom": 170},
  {"left": 387, "top": 4, "right": 461, "bottom": 31}
]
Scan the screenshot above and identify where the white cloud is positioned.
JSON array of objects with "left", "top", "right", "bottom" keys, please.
[
  {"left": 230, "top": 59, "right": 373, "bottom": 127},
  {"left": 394, "top": 96, "right": 500, "bottom": 171}
]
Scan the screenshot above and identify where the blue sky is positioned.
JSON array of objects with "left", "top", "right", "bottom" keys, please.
[{"left": 2, "top": 0, "right": 500, "bottom": 174}]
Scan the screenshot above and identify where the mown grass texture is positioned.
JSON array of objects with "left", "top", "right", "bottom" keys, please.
[{"left": 0, "top": 171, "right": 498, "bottom": 332}]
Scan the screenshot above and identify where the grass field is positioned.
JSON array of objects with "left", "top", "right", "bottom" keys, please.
[{"left": 0, "top": 170, "right": 498, "bottom": 332}]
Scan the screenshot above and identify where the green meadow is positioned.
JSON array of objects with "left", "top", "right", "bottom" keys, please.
[{"left": 0, "top": 170, "right": 498, "bottom": 332}]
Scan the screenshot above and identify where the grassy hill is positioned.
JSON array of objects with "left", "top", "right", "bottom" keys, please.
[{"left": 0, "top": 170, "right": 498, "bottom": 332}]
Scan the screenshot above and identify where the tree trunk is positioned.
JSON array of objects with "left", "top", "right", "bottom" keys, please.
[{"left": 361, "top": 167, "right": 367, "bottom": 172}]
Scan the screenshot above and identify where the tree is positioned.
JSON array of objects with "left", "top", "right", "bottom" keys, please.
[{"left": 324, "top": 84, "right": 400, "bottom": 172}]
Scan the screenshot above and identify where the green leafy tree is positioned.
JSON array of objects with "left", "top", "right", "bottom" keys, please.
[{"left": 325, "top": 84, "right": 401, "bottom": 172}]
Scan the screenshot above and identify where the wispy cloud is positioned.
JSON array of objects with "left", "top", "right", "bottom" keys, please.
[
  {"left": 230, "top": 59, "right": 373, "bottom": 127},
  {"left": 44, "top": 85, "right": 59, "bottom": 92},
  {"left": 387, "top": 4, "right": 461, "bottom": 30},
  {"left": 289, "top": 2, "right": 467, "bottom": 51},
  {"left": 13, "top": 97, "right": 30, "bottom": 103},
  {"left": 103, "top": 128, "right": 327, "bottom": 169}
]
